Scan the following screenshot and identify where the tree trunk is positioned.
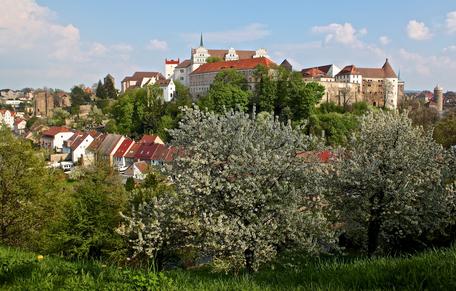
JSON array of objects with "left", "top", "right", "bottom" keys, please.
[
  {"left": 367, "top": 216, "right": 381, "bottom": 257},
  {"left": 244, "top": 248, "right": 254, "bottom": 273}
]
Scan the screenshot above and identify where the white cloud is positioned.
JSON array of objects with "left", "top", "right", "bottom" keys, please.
[
  {"left": 406, "top": 20, "right": 432, "bottom": 40},
  {"left": 147, "top": 39, "right": 168, "bottom": 51},
  {"left": 379, "top": 36, "right": 391, "bottom": 45},
  {"left": 447, "top": 11, "right": 456, "bottom": 33},
  {"left": 0, "top": 0, "right": 135, "bottom": 90},
  {"left": 183, "top": 23, "right": 270, "bottom": 45},
  {"left": 443, "top": 45, "right": 456, "bottom": 52},
  {"left": 312, "top": 23, "right": 366, "bottom": 47}
]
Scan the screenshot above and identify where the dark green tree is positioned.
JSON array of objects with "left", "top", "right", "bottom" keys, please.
[
  {"left": 96, "top": 80, "right": 107, "bottom": 99},
  {"left": 206, "top": 56, "right": 223, "bottom": 63},
  {"left": 103, "top": 75, "right": 118, "bottom": 99},
  {"left": 253, "top": 65, "right": 277, "bottom": 113}
]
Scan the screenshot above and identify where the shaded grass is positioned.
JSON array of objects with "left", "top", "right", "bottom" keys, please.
[{"left": 1, "top": 245, "right": 455, "bottom": 290}]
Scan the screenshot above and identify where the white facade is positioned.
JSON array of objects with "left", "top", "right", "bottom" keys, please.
[
  {"left": 160, "top": 79, "right": 176, "bottom": 102},
  {"left": 384, "top": 78, "right": 399, "bottom": 109},
  {"left": 53, "top": 132, "right": 75, "bottom": 151},
  {"left": 0, "top": 110, "right": 15, "bottom": 128},
  {"left": 13, "top": 119, "right": 26, "bottom": 134},
  {"left": 72, "top": 135, "right": 94, "bottom": 163},
  {"left": 165, "top": 60, "right": 179, "bottom": 79},
  {"left": 253, "top": 48, "right": 269, "bottom": 58},
  {"left": 174, "top": 65, "right": 192, "bottom": 86},
  {"left": 225, "top": 48, "right": 239, "bottom": 61}
]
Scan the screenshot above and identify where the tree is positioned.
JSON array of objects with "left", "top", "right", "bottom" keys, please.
[
  {"left": 253, "top": 65, "right": 277, "bottom": 113},
  {"left": 70, "top": 85, "right": 91, "bottom": 115},
  {"left": 48, "top": 108, "right": 70, "bottom": 126},
  {"left": 50, "top": 163, "right": 128, "bottom": 260},
  {"left": 290, "top": 80, "right": 325, "bottom": 120},
  {"left": 0, "top": 128, "right": 62, "bottom": 247},
  {"left": 125, "top": 177, "right": 135, "bottom": 192},
  {"left": 433, "top": 111, "right": 456, "bottom": 148},
  {"left": 199, "top": 69, "right": 251, "bottom": 113},
  {"left": 167, "top": 108, "right": 333, "bottom": 271},
  {"left": 206, "top": 56, "right": 223, "bottom": 63},
  {"left": 103, "top": 75, "right": 117, "bottom": 99},
  {"left": 95, "top": 80, "right": 107, "bottom": 99},
  {"left": 330, "top": 111, "right": 455, "bottom": 256}
]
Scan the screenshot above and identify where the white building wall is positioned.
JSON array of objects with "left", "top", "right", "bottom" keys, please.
[
  {"left": 53, "top": 132, "right": 75, "bottom": 151},
  {"left": 72, "top": 135, "right": 94, "bottom": 163},
  {"left": 385, "top": 78, "right": 399, "bottom": 109}
]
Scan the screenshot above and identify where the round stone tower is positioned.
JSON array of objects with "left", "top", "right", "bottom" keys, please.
[{"left": 434, "top": 85, "right": 443, "bottom": 112}]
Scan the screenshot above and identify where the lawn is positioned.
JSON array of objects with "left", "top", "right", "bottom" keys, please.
[{"left": 1, "top": 245, "right": 455, "bottom": 290}]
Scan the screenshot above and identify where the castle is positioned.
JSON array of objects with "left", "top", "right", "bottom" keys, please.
[{"left": 165, "top": 34, "right": 270, "bottom": 87}]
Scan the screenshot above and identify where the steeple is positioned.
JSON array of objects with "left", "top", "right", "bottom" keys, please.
[{"left": 200, "top": 33, "right": 204, "bottom": 47}]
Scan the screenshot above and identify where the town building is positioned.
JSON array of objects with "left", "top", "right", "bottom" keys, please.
[
  {"left": 189, "top": 57, "right": 276, "bottom": 98},
  {"left": 40, "top": 126, "right": 74, "bottom": 152},
  {"left": 156, "top": 79, "right": 176, "bottom": 102},
  {"left": 121, "top": 72, "right": 166, "bottom": 93},
  {"left": 13, "top": 118, "right": 27, "bottom": 135},
  {"left": 63, "top": 131, "right": 97, "bottom": 164},
  {"left": 169, "top": 34, "right": 269, "bottom": 87},
  {"left": 113, "top": 138, "right": 135, "bottom": 170},
  {"left": 165, "top": 59, "right": 180, "bottom": 79},
  {"left": 0, "top": 109, "right": 16, "bottom": 128}
]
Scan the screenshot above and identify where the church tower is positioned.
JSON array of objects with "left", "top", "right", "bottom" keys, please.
[
  {"left": 191, "top": 33, "right": 210, "bottom": 71},
  {"left": 434, "top": 85, "right": 443, "bottom": 112}
]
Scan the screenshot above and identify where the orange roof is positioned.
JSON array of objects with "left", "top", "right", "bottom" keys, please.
[
  {"left": 337, "top": 59, "right": 397, "bottom": 79},
  {"left": 191, "top": 57, "right": 276, "bottom": 75}
]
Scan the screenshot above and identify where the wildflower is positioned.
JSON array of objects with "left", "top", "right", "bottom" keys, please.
[{"left": 37, "top": 255, "right": 44, "bottom": 261}]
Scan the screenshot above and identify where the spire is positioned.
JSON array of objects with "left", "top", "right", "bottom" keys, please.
[{"left": 200, "top": 33, "right": 204, "bottom": 47}]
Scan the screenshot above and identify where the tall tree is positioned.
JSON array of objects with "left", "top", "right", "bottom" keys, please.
[
  {"left": 253, "top": 64, "right": 277, "bottom": 113},
  {"left": 103, "top": 75, "right": 118, "bottom": 99},
  {"left": 330, "top": 111, "right": 455, "bottom": 256},
  {"left": 96, "top": 80, "right": 107, "bottom": 99}
]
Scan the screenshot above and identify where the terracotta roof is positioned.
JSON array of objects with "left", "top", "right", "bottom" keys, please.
[
  {"left": 135, "top": 161, "right": 149, "bottom": 174},
  {"left": 156, "top": 79, "right": 171, "bottom": 86},
  {"left": 0, "top": 109, "right": 16, "bottom": 116},
  {"left": 122, "top": 72, "right": 165, "bottom": 83},
  {"left": 337, "top": 59, "right": 397, "bottom": 79},
  {"left": 124, "top": 143, "right": 141, "bottom": 159},
  {"left": 42, "top": 126, "right": 72, "bottom": 137},
  {"left": 336, "top": 65, "right": 360, "bottom": 76},
  {"left": 139, "top": 134, "right": 163, "bottom": 145},
  {"left": 135, "top": 143, "right": 161, "bottom": 160},
  {"left": 296, "top": 150, "right": 333, "bottom": 163},
  {"left": 191, "top": 57, "right": 276, "bottom": 75},
  {"left": 301, "top": 65, "right": 333, "bottom": 77},
  {"left": 165, "top": 58, "right": 179, "bottom": 65},
  {"left": 14, "top": 118, "right": 25, "bottom": 125},
  {"left": 150, "top": 144, "right": 167, "bottom": 161},
  {"left": 175, "top": 59, "right": 192, "bottom": 69},
  {"left": 113, "top": 139, "right": 134, "bottom": 158}
]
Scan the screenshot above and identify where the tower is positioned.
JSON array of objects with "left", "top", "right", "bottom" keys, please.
[
  {"left": 165, "top": 58, "right": 179, "bottom": 79},
  {"left": 434, "top": 85, "right": 443, "bottom": 112}
]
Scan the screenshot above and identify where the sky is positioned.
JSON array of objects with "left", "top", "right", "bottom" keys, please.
[{"left": 1, "top": 0, "right": 456, "bottom": 91}]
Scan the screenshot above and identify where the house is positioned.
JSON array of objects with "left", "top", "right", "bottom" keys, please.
[
  {"left": 156, "top": 79, "right": 176, "bottom": 102},
  {"left": 189, "top": 57, "right": 277, "bottom": 98},
  {"left": 113, "top": 139, "right": 135, "bottom": 170},
  {"left": 95, "top": 133, "right": 125, "bottom": 166},
  {"left": 63, "top": 131, "right": 97, "bottom": 163},
  {"left": 121, "top": 72, "right": 166, "bottom": 93},
  {"left": 135, "top": 143, "right": 178, "bottom": 166},
  {"left": 139, "top": 134, "right": 164, "bottom": 145},
  {"left": 40, "top": 126, "right": 74, "bottom": 152},
  {"left": 85, "top": 133, "right": 106, "bottom": 165},
  {"left": 124, "top": 161, "right": 150, "bottom": 181},
  {"left": 0, "top": 109, "right": 16, "bottom": 128},
  {"left": 13, "top": 118, "right": 27, "bottom": 135},
  {"left": 124, "top": 142, "right": 142, "bottom": 167}
]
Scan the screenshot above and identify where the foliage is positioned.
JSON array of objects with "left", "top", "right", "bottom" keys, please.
[
  {"left": 307, "top": 112, "right": 360, "bottom": 146},
  {"left": 330, "top": 111, "right": 456, "bottom": 256},
  {"left": 103, "top": 75, "right": 118, "bottom": 100},
  {"left": 433, "top": 111, "right": 456, "bottom": 148},
  {"left": 70, "top": 85, "right": 92, "bottom": 115},
  {"left": 0, "top": 128, "right": 64, "bottom": 248},
  {"left": 2, "top": 245, "right": 456, "bottom": 290},
  {"left": 253, "top": 65, "right": 277, "bottom": 113},
  {"left": 48, "top": 108, "right": 70, "bottom": 126},
  {"left": 206, "top": 56, "right": 223, "bottom": 63},
  {"left": 199, "top": 69, "right": 251, "bottom": 113},
  {"left": 95, "top": 80, "right": 107, "bottom": 99},
  {"left": 49, "top": 163, "right": 128, "bottom": 261},
  {"left": 125, "top": 177, "right": 135, "bottom": 192},
  {"left": 167, "top": 108, "right": 333, "bottom": 272}
]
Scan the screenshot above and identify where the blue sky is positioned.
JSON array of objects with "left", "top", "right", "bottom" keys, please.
[{"left": 1, "top": 0, "right": 456, "bottom": 91}]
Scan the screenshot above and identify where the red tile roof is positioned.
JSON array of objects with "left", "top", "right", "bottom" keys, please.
[
  {"left": 337, "top": 59, "right": 397, "bottom": 79},
  {"left": 134, "top": 161, "right": 149, "bottom": 174},
  {"left": 135, "top": 143, "right": 161, "bottom": 160},
  {"left": 191, "top": 57, "right": 276, "bottom": 75},
  {"left": 296, "top": 150, "right": 333, "bottom": 163},
  {"left": 42, "top": 126, "right": 72, "bottom": 137},
  {"left": 87, "top": 134, "right": 106, "bottom": 151},
  {"left": 139, "top": 134, "right": 163, "bottom": 145},
  {"left": 165, "top": 58, "right": 180, "bottom": 65},
  {"left": 70, "top": 132, "right": 93, "bottom": 151},
  {"left": 14, "top": 118, "right": 25, "bottom": 125},
  {"left": 121, "top": 72, "right": 165, "bottom": 83},
  {"left": 124, "top": 143, "right": 142, "bottom": 159},
  {"left": 336, "top": 65, "right": 360, "bottom": 76},
  {"left": 113, "top": 139, "right": 134, "bottom": 158}
]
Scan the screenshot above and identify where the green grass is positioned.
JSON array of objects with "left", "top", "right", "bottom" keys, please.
[{"left": 1, "top": 246, "right": 456, "bottom": 290}]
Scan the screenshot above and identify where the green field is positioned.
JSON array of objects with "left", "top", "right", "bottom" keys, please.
[{"left": 1, "top": 246, "right": 455, "bottom": 290}]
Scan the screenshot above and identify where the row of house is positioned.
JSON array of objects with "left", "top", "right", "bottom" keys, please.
[
  {"left": 0, "top": 109, "right": 27, "bottom": 134},
  {"left": 39, "top": 126, "right": 178, "bottom": 180}
]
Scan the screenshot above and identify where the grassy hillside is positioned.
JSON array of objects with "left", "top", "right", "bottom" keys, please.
[{"left": 1, "top": 246, "right": 455, "bottom": 290}]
